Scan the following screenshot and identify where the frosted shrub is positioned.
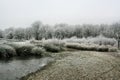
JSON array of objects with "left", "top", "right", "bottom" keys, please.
[
  {"left": 88, "top": 35, "right": 117, "bottom": 46},
  {"left": 96, "top": 45, "right": 109, "bottom": 52},
  {"left": 109, "top": 47, "right": 118, "bottom": 52},
  {"left": 16, "top": 44, "right": 35, "bottom": 56},
  {"left": 63, "top": 35, "right": 117, "bottom": 46},
  {"left": 44, "top": 43, "right": 61, "bottom": 52},
  {"left": 31, "top": 47, "right": 46, "bottom": 56},
  {"left": 43, "top": 39, "right": 65, "bottom": 52},
  {"left": 0, "top": 44, "right": 16, "bottom": 58}
]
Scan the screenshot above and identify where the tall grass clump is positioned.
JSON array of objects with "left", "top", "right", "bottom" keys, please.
[
  {"left": 31, "top": 47, "right": 46, "bottom": 56},
  {"left": 43, "top": 39, "right": 65, "bottom": 52},
  {"left": 0, "top": 44, "right": 16, "bottom": 58},
  {"left": 108, "top": 47, "right": 118, "bottom": 52},
  {"left": 16, "top": 44, "right": 35, "bottom": 56}
]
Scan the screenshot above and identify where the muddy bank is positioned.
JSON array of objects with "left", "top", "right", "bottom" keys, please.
[{"left": 21, "top": 51, "right": 120, "bottom": 80}]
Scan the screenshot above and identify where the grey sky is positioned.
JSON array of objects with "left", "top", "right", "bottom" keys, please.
[{"left": 0, "top": 0, "right": 120, "bottom": 29}]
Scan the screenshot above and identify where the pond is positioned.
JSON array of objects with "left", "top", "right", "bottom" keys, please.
[{"left": 0, "top": 57, "right": 54, "bottom": 80}]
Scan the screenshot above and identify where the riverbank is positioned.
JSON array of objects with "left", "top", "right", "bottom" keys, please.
[{"left": 21, "top": 50, "right": 120, "bottom": 80}]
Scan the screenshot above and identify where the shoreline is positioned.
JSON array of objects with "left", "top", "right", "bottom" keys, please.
[
  {"left": 20, "top": 59, "right": 55, "bottom": 80},
  {"left": 21, "top": 51, "right": 120, "bottom": 80}
]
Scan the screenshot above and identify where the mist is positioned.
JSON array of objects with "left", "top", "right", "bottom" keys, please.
[{"left": 0, "top": 0, "right": 120, "bottom": 29}]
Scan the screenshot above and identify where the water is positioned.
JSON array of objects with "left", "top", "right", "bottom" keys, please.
[{"left": 0, "top": 57, "right": 54, "bottom": 80}]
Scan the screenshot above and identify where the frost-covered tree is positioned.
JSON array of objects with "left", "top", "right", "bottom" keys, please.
[
  {"left": 6, "top": 31, "right": 14, "bottom": 39},
  {"left": 32, "top": 21, "right": 42, "bottom": 40},
  {"left": 13, "top": 28, "right": 25, "bottom": 40},
  {"left": 25, "top": 27, "right": 33, "bottom": 40},
  {"left": 0, "top": 29, "right": 3, "bottom": 38},
  {"left": 74, "top": 25, "right": 83, "bottom": 38},
  {"left": 39, "top": 24, "right": 53, "bottom": 39},
  {"left": 54, "top": 24, "right": 68, "bottom": 39},
  {"left": 110, "top": 23, "right": 120, "bottom": 39},
  {"left": 4, "top": 27, "right": 14, "bottom": 39},
  {"left": 1, "top": 21, "right": 120, "bottom": 40}
]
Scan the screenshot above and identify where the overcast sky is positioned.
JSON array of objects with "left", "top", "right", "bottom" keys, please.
[{"left": 0, "top": 0, "right": 120, "bottom": 29}]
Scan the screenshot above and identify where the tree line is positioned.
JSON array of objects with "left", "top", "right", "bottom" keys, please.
[{"left": 0, "top": 21, "right": 120, "bottom": 40}]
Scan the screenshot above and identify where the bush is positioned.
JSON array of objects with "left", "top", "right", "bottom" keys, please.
[
  {"left": 109, "top": 47, "right": 118, "bottom": 52},
  {"left": 96, "top": 46, "right": 109, "bottom": 52},
  {"left": 63, "top": 35, "right": 117, "bottom": 46},
  {"left": 0, "top": 44, "right": 16, "bottom": 58},
  {"left": 88, "top": 35, "right": 117, "bottom": 46},
  {"left": 44, "top": 44, "right": 61, "bottom": 52},
  {"left": 31, "top": 47, "right": 46, "bottom": 56},
  {"left": 16, "top": 44, "right": 35, "bottom": 56},
  {"left": 43, "top": 39, "right": 65, "bottom": 52},
  {"left": 7, "top": 42, "right": 37, "bottom": 56}
]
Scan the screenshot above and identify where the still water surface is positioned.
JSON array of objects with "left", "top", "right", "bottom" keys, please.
[{"left": 0, "top": 57, "right": 53, "bottom": 80}]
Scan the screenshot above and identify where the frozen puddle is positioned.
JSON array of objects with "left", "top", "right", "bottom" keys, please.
[{"left": 0, "top": 57, "right": 54, "bottom": 80}]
